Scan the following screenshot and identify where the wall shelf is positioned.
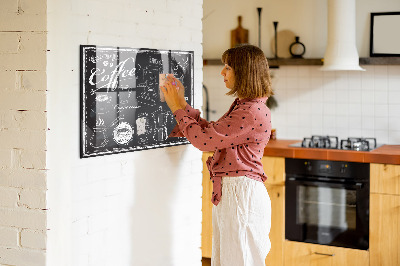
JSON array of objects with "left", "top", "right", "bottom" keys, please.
[{"left": 203, "top": 57, "right": 400, "bottom": 67}]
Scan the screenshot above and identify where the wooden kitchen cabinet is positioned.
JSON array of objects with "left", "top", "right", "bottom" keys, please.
[
  {"left": 370, "top": 163, "right": 400, "bottom": 195},
  {"left": 202, "top": 152, "right": 213, "bottom": 258},
  {"left": 370, "top": 193, "right": 400, "bottom": 266},
  {"left": 261, "top": 156, "right": 285, "bottom": 266},
  {"left": 264, "top": 184, "right": 285, "bottom": 266},
  {"left": 284, "top": 241, "right": 369, "bottom": 266},
  {"left": 201, "top": 154, "right": 286, "bottom": 266},
  {"left": 370, "top": 163, "right": 400, "bottom": 266}
]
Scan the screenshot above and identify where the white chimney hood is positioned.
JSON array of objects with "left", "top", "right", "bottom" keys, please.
[{"left": 320, "top": 0, "right": 365, "bottom": 71}]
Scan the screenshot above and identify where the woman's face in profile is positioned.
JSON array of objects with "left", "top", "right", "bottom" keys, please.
[{"left": 221, "top": 64, "right": 235, "bottom": 89}]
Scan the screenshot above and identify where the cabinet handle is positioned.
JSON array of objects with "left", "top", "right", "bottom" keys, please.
[{"left": 314, "top": 252, "right": 335, "bottom": 257}]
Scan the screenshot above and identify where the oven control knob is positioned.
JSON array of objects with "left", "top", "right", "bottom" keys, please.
[
  {"left": 304, "top": 161, "right": 312, "bottom": 171},
  {"left": 340, "top": 164, "right": 347, "bottom": 174}
]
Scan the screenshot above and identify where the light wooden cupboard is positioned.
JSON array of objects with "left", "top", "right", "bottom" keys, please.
[
  {"left": 261, "top": 156, "right": 285, "bottom": 266},
  {"left": 370, "top": 163, "right": 400, "bottom": 266},
  {"left": 202, "top": 152, "right": 213, "bottom": 258},
  {"left": 370, "top": 163, "right": 400, "bottom": 195},
  {"left": 202, "top": 158, "right": 400, "bottom": 265},
  {"left": 284, "top": 241, "right": 369, "bottom": 266},
  {"left": 201, "top": 153, "right": 286, "bottom": 266}
]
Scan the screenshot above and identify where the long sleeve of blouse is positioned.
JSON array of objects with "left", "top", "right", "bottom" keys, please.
[
  {"left": 169, "top": 98, "right": 272, "bottom": 206},
  {"left": 168, "top": 104, "right": 210, "bottom": 138}
]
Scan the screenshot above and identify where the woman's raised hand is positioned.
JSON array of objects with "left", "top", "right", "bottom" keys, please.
[{"left": 160, "top": 76, "right": 185, "bottom": 113}]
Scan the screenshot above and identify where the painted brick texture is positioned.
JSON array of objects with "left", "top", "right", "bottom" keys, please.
[
  {"left": 46, "top": 0, "right": 203, "bottom": 265},
  {"left": 0, "top": 0, "right": 47, "bottom": 265}
]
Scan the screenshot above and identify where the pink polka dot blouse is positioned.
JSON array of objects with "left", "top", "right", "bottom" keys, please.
[{"left": 169, "top": 97, "right": 272, "bottom": 206}]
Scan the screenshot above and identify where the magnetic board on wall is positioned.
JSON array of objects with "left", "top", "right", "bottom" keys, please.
[{"left": 80, "top": 45, "right": 194, "bottom": 158}]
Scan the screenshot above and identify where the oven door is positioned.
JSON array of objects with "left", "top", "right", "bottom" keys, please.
[{"left": 285, "top": 177, "right": 369, "bottom": 250}]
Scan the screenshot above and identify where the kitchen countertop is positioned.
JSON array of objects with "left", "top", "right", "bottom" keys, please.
[{"left": 263, "top": 139, "right": 400, "bottom": 165}]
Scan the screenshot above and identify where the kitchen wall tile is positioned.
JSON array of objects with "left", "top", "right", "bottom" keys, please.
[
  {"left": 311, "top": 127, "right": 325, "bottom": 136},
  {"left": 361, "top": 90, "right": 375, "bottom": 103},
  {"left": 310, "top": 66, "right": 324, "bottom": 77},
  {"left": 349, "top": 128, "right": 363, "bottom": 137},
  {"left": 387, "top": 65, "right": 400, "bottom": 76},
  {"left": 348, "top": 71, "right": 362, "bottom": 90},
  {"left": 298, "top": 77, "right": 311, "bottom": 89},
  {"left": 336, "top": 128, "right": 349, "bottom": 140},
  {"left": 388, "top": 104, "right": 400, "bottom": 117},
  {"left": 375, "top": 117, "right": 389, "bottom": 130},
  {"left": 336, "top": 90, "right": 349, "bottom": 103},
  {"left": 323, "top": 103, "right": 336, "bottom": 115},
  {"left": 348, "top": 103, "right": 362, "bottom": 116},
  {"left": 374, "top": 90, "right": 388, "bottom": 104},
  {"left": 335, "top": 72, "right": 349, "bottom": 90},
  {"left": 311, "top": 114, "right": 324, "bottom": 128},
  {"left": 298, "top": 67, "right": 311, "bottom": 78},
  {"left": 349, "top": 116, "right": 362, "bottom": 129},
  {"left": 388, "top": 131, "right": 400, "bottom": 144},
  {"left": 362, "top": 116, "right": 375, "bottom": 130},
  {"left": 311, "top": 86, "right": 323, "bottom": 101},
  {"left": 298, "top": 102, "right": 312, "bottom": 115},
  {"left": 204, "top": 65, "right": 399, "bottom": 144},
  {"left": 322, "top": 70, "right": 335, "bottom": 78},
  {"left": 375, "top": 104, "right": 389, "bottom": 117},
  {"left": 388, "top": 75, "right": 400, "bottom": 91},
  {"left": 286, "top": 77, "right": 299, "bottom": 89},
  {"left": 374, "top": 130, "right": 389, "bottom": 144},
  {"left": 388, "top": 91, "right": 400, "bottom": 104},
  {"left": 285, "top": 66, "right": 298, "bottom": 77},
  {"left": 361, "top": 104, "right": 375, "bottom": 117},
  {"left": 388, "top": 117, "right": 400, "bottom": 131},
  {"left": 336, "top": 115, "right": 348, "bottom": 129},
  {"left": 323, "top": 86, "right": 336, "bottom": 103},
  {"left": 310, "top": 77, "right": 324, "bottom": 90},
  {"left": 361, "top": 69, "right": 374, "bottom": 91},
  {"left": 323, "top": 115, "right": 336, "bottom": 129},
  {"left": 374, "top": 65, "right": 388, "bottom": 77},
  {"left": 311, "top": 102, "right": 324, "bottom": 114},
  {"left": 336, "top": 103, "right": 349, "bottom": 116},
  {"left": 348, "top": 90, "right": 362, "bottom": 103},
  {"left": 374, "top": 77, "right": 388, "bottom": 91},
  {"left": 362, "top": 128, "right": 375, "bottom": 138}
]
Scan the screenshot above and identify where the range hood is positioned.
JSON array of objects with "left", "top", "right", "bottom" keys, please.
[{"left": 320, "top": 0, "right": 365, "bottom": 71}]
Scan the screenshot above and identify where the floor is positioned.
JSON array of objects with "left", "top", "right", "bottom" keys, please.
[{"left": 202, "top": 257, "right": 211, "bottom": 266}]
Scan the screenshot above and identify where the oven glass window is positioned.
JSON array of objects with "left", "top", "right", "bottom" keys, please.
[{"left": 297, "top": 186, "right": 356, "bottom": 230}]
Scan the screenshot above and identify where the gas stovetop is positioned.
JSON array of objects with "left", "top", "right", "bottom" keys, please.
[{"left": 289, "top": 135, "right": 382, "bottom": 151}]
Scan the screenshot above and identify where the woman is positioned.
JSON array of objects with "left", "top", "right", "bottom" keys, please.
[{"left": 161, "top": 44, "right": 273, "bottom": 266}]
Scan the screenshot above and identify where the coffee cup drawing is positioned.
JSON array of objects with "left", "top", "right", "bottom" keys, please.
[{"left": 159, "top": 73, "right": 179, "bottom": 102}]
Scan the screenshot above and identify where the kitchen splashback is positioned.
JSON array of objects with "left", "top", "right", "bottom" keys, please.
[{"left": 203, "top": 65, "right": 400, "bottom": 144}]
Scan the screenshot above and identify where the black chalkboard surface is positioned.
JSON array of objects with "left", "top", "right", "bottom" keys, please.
[{"left": 80, "top": 45, "right": 193, "bottom": 158}]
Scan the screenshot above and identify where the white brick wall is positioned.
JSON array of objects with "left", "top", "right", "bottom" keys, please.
[
  {"left": 0, "top": 0, "right": 48, "bottom": 265},
  {"left": 46, "top": 0, "right": 203, "bottom": 266}
]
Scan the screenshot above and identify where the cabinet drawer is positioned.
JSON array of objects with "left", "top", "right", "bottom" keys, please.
[
  {"left": 370, "top": 163, "right": 400, "bottom": 195},
  {"left": 284, "top": 241, "right": 369, "bottom": 266}
]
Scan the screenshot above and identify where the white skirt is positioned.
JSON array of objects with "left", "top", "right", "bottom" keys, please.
[{"left": 212, "top": 176, "right": 271, "bottom": 266}]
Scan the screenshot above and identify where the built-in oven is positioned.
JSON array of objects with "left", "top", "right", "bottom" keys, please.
[{"left": 285, "top": 158, "right": 370, "bottom": 250}]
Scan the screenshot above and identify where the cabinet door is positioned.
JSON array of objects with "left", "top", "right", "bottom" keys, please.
[
  {"left": 370, "top": 193, "right": 400, "bottom": 266},
  {"left": 370, "top": 163, "right": 400, "bottom": 195},
  {"left": 202, "top": 152, "right": 213, "bottom": 258},
  {"left": 264, "top": 184, "right": 284, "bottom": 266},
  {"left": 284, "top": 241, "right": 369, "bottom": 266},
  {"left": 261, "top": 156, "right": 285, "bottom": 185}
]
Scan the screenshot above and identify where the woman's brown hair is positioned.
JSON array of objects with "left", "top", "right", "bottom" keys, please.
[{"left": 221, "top": 44, "right": 273, "bottom": 99}]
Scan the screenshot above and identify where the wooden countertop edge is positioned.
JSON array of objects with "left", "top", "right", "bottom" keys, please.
[{"left": 263, "top": 140, "right": 400, "bottom": 165}]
